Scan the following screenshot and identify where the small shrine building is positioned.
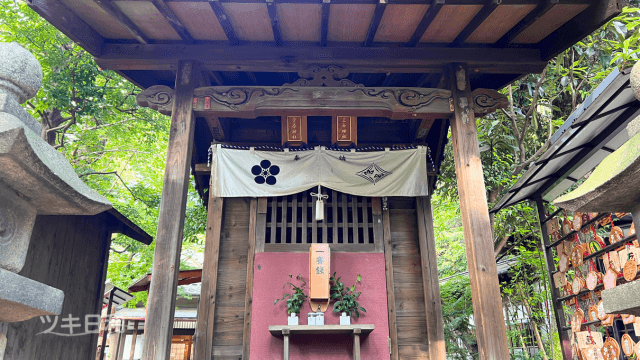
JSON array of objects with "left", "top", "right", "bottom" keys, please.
[{"left": 25, "top": 1, "right": 622, "bottom": 359}]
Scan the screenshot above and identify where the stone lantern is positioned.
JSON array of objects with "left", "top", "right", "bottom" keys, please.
[{"left": 0, "top": 42, "right": 111, "bottom": 323}]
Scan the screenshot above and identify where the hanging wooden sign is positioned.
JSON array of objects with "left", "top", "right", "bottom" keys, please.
[
  {"left": 589, "top": 213, "right": 599, "bottom": 221},
  {"left": 553, "top": 271, "right": 567, "bottom": 288},
  {"left": 610, "top": 226, "right": 624, "bottom": 243},
  {"left": 556, "top": 241, "right": 565, "bottom": 256},
  {"left": 603, "top": 268, "right": 618, "bottom": 290},
  {"left": 577, "top": 330, "right": 604, "bottom": 349},
  {"left": 589, "top": 305, "right": 599, "bottom": 322},
  {"left": 309, "top": 244, "right": 331, "bottom": 312},
  {"left": 599, "top": 215, "right": 611, "bottom": 227},
  {"left": 563, "top": 218, "right": 573, "bottom": 236},
  {"left": 572, "top": 309, "right": 585, "bottom": 332},
  {"left": 631, "top": 222, "right": 636, "bottom": 236},
  {"left": 572, "top": 246, "right": 585, "bottom": 268},
  {"left": 583, "top": 345, "right": 605, "bottom": 360},
  {"left": 624, "top": 257, "right": 639, "bottom": 282},
  {"left": 547, "top": 218, "right": 560, "bottom": 241},
  {"left": 622, "top": 313, "right": 635, "bottom": 325},
  {"left": 332, "top": 115, "right": 357, "bottom": 147},
  {"left": 598, "top": 300, "right": 609, "bottom": 321},
  {"left": 282, "top": 115, "right": 307, "bottom": 146},
  {"left": 621, "top": 334, "right": 635, "bottom": 357},
  {"left": 601, "top": 337, "right": 620, "bottom": 360},
  {"left": 586, "top": 271, "right": 603, "bottom": 291},
  {"left": 573, "top": 276, "right": 586, "bottom": 295},
  {"left": 559, "top": 253, "right": 570, "bottom": 273},
  {"left": 602, "top": 252, "right": 621, "bottom": 272},
  {"left": 565, "top": 240, "right": 575, "bottom": 257},
  {"left": 582, "top": 214, "right": 591, "bottom": 234},
  {"left": 634, "top": 317, "right": 640, "bottom": 334},
  {"left": 574, "top": 213, "right": 584, "bottom": 231}
]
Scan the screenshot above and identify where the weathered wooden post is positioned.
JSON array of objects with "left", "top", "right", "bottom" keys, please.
[
  {"left": 140, "top": 59, "right": 200, "bottom": 360},
  {"left": 445, "top": 63, "right": 510, "bottom": 359},
  {"left": 416, "top": 196, "right": 446, "bottom": 359}
]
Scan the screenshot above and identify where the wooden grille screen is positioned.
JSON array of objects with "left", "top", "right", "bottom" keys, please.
[{"left": 263, "top": 189, "right": 379, "bottom": 251}]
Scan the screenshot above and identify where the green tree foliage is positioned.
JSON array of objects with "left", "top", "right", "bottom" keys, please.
[{"left": 0, "top": 0, "right": 206, "bottom": 306}]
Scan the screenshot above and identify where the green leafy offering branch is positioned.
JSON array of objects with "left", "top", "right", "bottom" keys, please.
[
  {"left": 330, "top": 273, "right": 366, "bottom": 318},
  {"left": 274, "top": 274, "right": 308, "bottom": 315}
]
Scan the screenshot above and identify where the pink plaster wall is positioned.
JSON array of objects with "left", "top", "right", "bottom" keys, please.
[{"left": 250, "top": 252, "right": 391, "bottom": 360}]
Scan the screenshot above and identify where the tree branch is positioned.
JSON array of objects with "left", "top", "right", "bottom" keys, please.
[
  {"left": 79, "top": 170, "right": 154, "bottom": 208},
  {"left": 110, "top": 245, "right": 131, "bottom": 254}
]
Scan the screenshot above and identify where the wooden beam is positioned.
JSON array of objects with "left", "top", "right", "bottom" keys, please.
[
  {"left": 415, "top": 196, "right": 445, "bottom": 360},
  {"left": 138, "top": 84, "right": 506, "bottom": 119},
  {"left": 93, "top": 0, "right": 150, "bottom": 44},
  {"left": 243, "top": 198, "right": 258, "bottom": 359},
  {"left": 27, "top": 0, "right": 104, "bottom": 56},
  {"left": 320, "top": 1, "right": 330, "bottom": 46},
  {"left": 452, "top": 0, "right": 500, "bottom": 45},
  {"left": 192, "top": 196, "right": 224, "bottom": 360},
  {"left": 208, "top": 0, "right": 241, "bottom": 45},
  {"left": 406, "top": 1, "right": 443, "bottom": 47},
  {"left": 140, "top": 60, "right": 200, "bottom": 360},
  {"left": 364, "top": 0, "right": 387, "bottom": 47},
  {"left": 204, "top": 115, "right": 225, "bottom": 141},
  {"left": 382, "top": 205, "right": 398, "bottom": 360},
  {"left": 256, "top": 198, "right": 268, "bottom": 253},
  {"left": 151, "top": 0, "right": 195, "bottom": 43},
  {"left": 96, "top": 44, "right": 546, "bottom": 74},
  {"left": 445, "top": 63, "right": 509, "bottom": 359},
  {"left": 266, "top": 1, "right": 284, "bottom": 46}
]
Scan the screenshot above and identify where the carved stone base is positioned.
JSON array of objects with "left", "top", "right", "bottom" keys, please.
[
  {"left": 0, "top": 268, "right": 64, "bottom": 323},
  {"left": 0, "top": 184, "right": 36, "bottom": 273}
]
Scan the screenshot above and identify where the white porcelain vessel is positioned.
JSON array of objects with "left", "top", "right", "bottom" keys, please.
[
  {"left": 340, "top": 312, "right": 350, "bottom": 325},
  {"left": 288, "top": 313, "right": 299, "bottom": 326}
]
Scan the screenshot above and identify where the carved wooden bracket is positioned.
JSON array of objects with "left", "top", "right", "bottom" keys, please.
[
  {"left": 136, "top": 85, "right": 508, "bottom": 119},
  {"left": 471, "top": 88, "right": 509, "bottom": 116}
]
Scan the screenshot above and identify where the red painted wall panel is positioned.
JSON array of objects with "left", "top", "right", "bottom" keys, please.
[{"left": 250, "top": 252, "right": 391, "bottom": 360}]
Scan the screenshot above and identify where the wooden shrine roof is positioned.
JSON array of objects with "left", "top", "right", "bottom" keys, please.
[{"left": 30, "top": 0, "right": 621, "bottom": 90}]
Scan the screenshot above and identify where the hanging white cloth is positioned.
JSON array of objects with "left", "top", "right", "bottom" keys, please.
[{"left": 209, "top": 145, "right": 429, "bottom": 197}]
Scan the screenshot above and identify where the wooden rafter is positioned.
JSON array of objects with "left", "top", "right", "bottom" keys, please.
[
  {"left": 93, "top": 0, "right": 149, "bottom": 44},
  {"left": 151, "top": 0, "right": 195, "bottom": 43},
  {"left": 406, "top": 0, "right": 443, "bottom": 47},
  {"left": 363, "top": 0, "right": 387, "bottom": 47},
  {"left": 266, "top": 0, "right": 284, "bottom": 46},
  {"left": 208, "top": 0, "right": 240, "bottom": 45},
  {"left": 27, "top": 0, "right": 104, "bottom": 56},
  {"left": 320, "top": 0, "right": 330, "bottom": 46},
  {"left": 495, "top": 0, "right": 557, "bottom": 45},
  {"left": 452, "top": 0, "right": 500, "bottom": 45}
]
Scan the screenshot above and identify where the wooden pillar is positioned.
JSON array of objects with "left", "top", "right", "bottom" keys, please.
[
  {"left": 445, "top": 63, "right": 510, "bottom": 359},
  {"left": 534, "top": 197, "right": 571, "bottom": 360},
  {"left": 192, "top": 195, "right": 224, "bottom": 360},
  {"left": 381, "top": 202, "right": 398, "bottom": 360},
  {"left": 141, "top": 60, "right": 200, "bottom": 360},
  {"left": 97, "top": 292, "right": 115, "bottom": 360},
  {"left": 242, "top": 198, "right": 258, "bottom": 359},
  {"left": 116, "top": 320, "right": 127, "bottom": 360},
  {"left": 352, "top": 328, "right": 361, "bottom": 360},
  {"left": 415, "top": 196, "right": 445, "bottom": 359},
  {"left": 129, "top": 321, "right": 139, "bottom": 360}
]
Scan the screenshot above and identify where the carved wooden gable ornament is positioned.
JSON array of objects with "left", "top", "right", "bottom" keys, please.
[{"left": 136, "top": 66, "right": 508, "bottom": 119}]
